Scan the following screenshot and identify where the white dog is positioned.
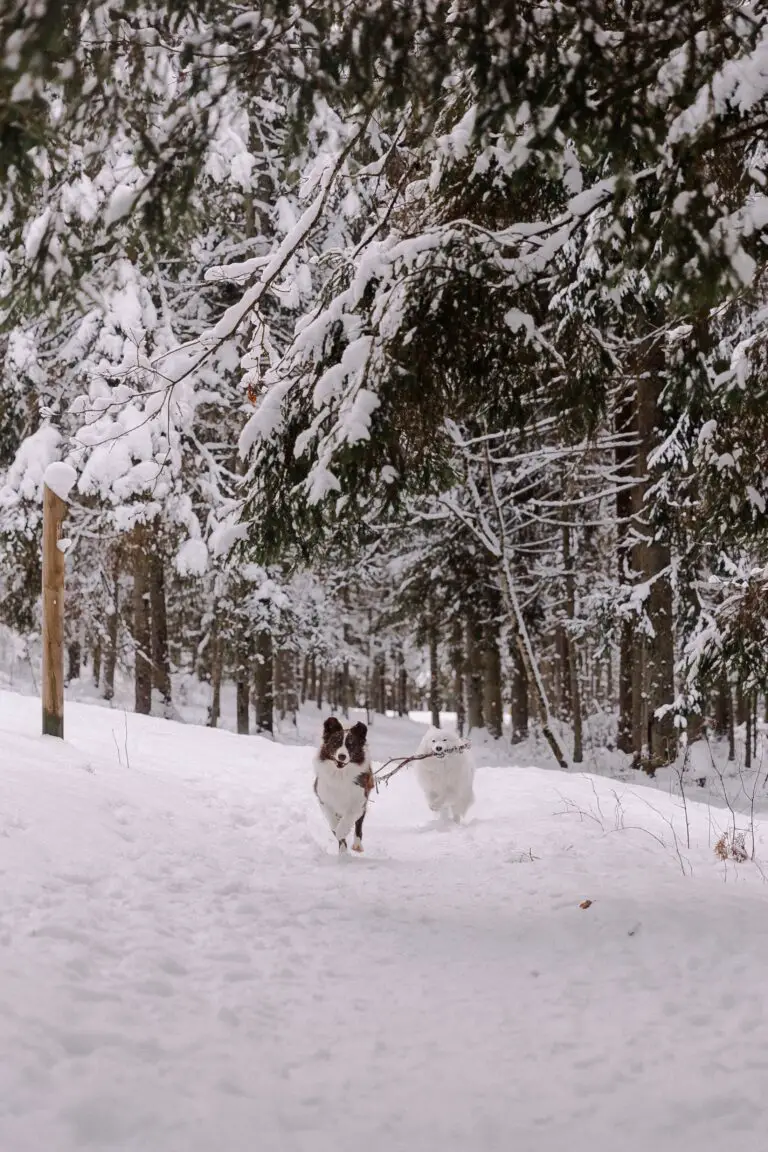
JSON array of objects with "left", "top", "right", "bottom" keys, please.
[{"left": 414, "top": 727, "right": 475, "bottom": 823}]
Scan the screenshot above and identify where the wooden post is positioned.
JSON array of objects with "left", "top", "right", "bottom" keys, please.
[{"left": 42, "top": 484, "right": 67, "bottom": 737}]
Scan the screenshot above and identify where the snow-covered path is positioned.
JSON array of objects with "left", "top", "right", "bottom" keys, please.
[{"left": 1, "top": 691, "right": 768, "bottom": 1151}]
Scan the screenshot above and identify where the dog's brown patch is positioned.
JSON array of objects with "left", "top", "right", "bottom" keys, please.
[{"left": 355, "top": 769, "right": 374, "bottom": 795}]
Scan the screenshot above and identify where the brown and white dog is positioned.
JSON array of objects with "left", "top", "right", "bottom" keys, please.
[{"left": 313, "top": 717, "right": 374, "bottom": 853}]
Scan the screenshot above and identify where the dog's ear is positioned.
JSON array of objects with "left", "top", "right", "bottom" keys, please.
[
  {"left": 323, "top": 716, "right": 343, "bottom": 737},
  {"left": 350, "top": 721, "right": 367, "bottom": 741}
]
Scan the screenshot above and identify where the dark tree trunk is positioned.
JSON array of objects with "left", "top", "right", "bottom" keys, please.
[
  {"left": 563, "top": 519, "right": 583, "bottom": 764},
  {"left": 398, "top": 663, "right": 408, "bottom": 718},
  {"left": 373, "top": 653, "right": 386, "bottom": 714},
  {"left": 286, "top": 650, "right": 299, "bottom": 727},
  {"left": 510, "top": 644, "right": 529, "bottom": 743},
  {"left": 341, "top": 658, "right": 351, "bottom": 718},
  {"left": 67, "top": 640, "right": 81, "bottom": 685},
  {"left": 149, "top": 541, "right": 172, "bottom": 711},
  {"left": 428, "top": 612, "right": 440, "bottom": 728},
  {"left": 631, "top": 352, "right": 675, "bottom": 771},
  {"left": 274, "top": 650, "right": 287, "bottom": 719},
  {"left": 713, "top": 674, "right": 730, "bottom": 737},
  {"left": 645, "top": 538, "right": 675, "bottom": 766},
  {"left": 745, "top": 692, "right": 753, "bottom": 770},
  {"left": 235, "top": 631, "right": 251, "bottom": 734},
  {"left": 554, "top": 627, "right": 569, "bottom": 719},
  {"left": 103, "top": 568, "right": 119, "bottom": 702},
  {"left": 300, "top": 655, "right": 309, "bottom": 705},
  {"left": 236, "top": 677, "right": 250, "bottom": 734},
  {"left": 133, "top": 531, "right": 152, "bottom": 715},
  {"left": 482, "top": 621, "right": 503, "bottom": 739},
  {"left": 92, "top": 640, "right": 102, "bottom": 689},
  {"left": 451, "top": 619, "right": 466, "bottom": 737},
  {"left": 466, "top": 615, "right": 484, "bottom": 731},
  {"left": 255, "top": 629, "right": 274, "bottom": 735},
  {"left": 616, "top": 388, "right": 636, "bottom": 754},
  {"left": 207, "top": 628, "right": 222, "bottom": 728}
]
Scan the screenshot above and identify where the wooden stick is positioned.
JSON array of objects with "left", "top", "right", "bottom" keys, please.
[
  {"left": 42, "top": 484, "right": 67, "bottom": 738},
  {"left": 373, "top": 740, "right": 473, "bottom": 789}
]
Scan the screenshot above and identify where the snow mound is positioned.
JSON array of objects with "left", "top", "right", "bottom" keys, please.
[
  {"left": 0, "top": 688, "right": 767, "bottom": 1151},
  {"left": 43, "top": 461, "right": 78, "bottom": 502}
]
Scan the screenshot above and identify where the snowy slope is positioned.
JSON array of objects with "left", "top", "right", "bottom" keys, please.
[{"left": 1, "top": 689, "right": 768, "bottom": 1152}]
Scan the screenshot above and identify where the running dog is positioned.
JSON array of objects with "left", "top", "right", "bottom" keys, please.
[
  {"left": 313, "top": 717, "right": 374, "bottom": 853},
  {"left": 414, "top": 726, "right": 475, "bottom": 823}
]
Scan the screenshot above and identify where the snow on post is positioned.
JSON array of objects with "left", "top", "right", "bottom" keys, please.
[
  {"left": 42, "top": 462, "right": 77, "bottom": 503},
  {"left": 41, "top": 464, "right": 76, "bottom": 739}
]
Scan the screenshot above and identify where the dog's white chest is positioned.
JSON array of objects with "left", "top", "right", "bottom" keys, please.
[{"left": 315, "top": 759, "right": 368, "bottom": 819}]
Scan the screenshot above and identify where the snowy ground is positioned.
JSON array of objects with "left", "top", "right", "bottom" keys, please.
[
  {"left": 3, "top": 624, "right": 767, "bottom": 819},
  {"left": 2, "top": 688, "right": 768, "bottom": 1151}
]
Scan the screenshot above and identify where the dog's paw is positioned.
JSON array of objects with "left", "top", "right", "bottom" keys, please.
[
  {"left": 338, "top": 839, "right": 348, "bottom": 854},
  {"left": 351, "top": 838, "right": 364, "bottom": 853}
]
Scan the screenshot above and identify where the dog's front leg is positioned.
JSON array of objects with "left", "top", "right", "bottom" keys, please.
[{"left": 333, "top": 810, "right": 357, "bottom": 853}]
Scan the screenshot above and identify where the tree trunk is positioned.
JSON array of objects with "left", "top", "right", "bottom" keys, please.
[
  {"left": 617, "top": 619, "right": 634, "bottom": 753},
  {"left": 451, "top": 619, "right": 466, "bottom": 737},
  {"left": 309, "top": 654, "right": 317, "bottom": 703},
  {"left": 149, "top": 541, "right": 172, "bottom": 712},
  {"left": 341, "top": 657, "right": 351, "bottom": 718},
  {"left": 103, "top": 567, "right": 119, "bottom": 702},
  {"left": 67, "top": 640, "right": 81, "bottom": 685},
  {"left": 42, "top": 484, "right": 67, "bottom": 738},
  {"left": 235, "top": 631, "right": 250, "bottom": 735},
  {"left": 255, "top": 629, "right": 274, "bottom": 735},
  {"left": 510, "top": 644, "right": 529, "bottom": 743},
  {"left": 478, "top": 442, "right": 569, "bottom": 767},
  {"left": 317, "top": 666, "right": 324, "bottom": 710},
  {"left": 631, "top": 633, "right": 648, "bottom": 764},
  {"left": 713, "top": 674, "right": 730, "bottom": 737},
  {"left": 373, "top": 653, "right": 386, "bottom": 714},
  {"left": 501, "top": 574, "right": 569, "bottom": 768},
  {"left": 286, "top": 650, "right": 299, "bottom": 727},
  {"left": 645, "top": 539, "right": 675, "bottom": 767},
  {"left": 482, "top": 620, "right": 503, "bottom": 739},
  {"left": 466, "top": 615, "right": 484, "bottom": 731},
  {"left": 616, "top": 388, "right": 636, "bottom": 754},
  {"left": 274, "top": 650, "right": 286, "bottom": 719},
  {"left": 300, "top": 655, "right": 310, "bottom": 705},
  {"left": 632, "top": 354, "right": 676, "bottom": 772},
  {"left": 745, "top": 692, "right": 753, "bottom": 770},
  {"left": 428, "top": 611, "right": 440, "bottom": 728},
  {"left": 554, "top": 626, "right": 569, "bottom": 719},
  {"left": 563, "top": 520, "right": 583, "bottom": 764},
  {"left": 396, "top": 649, "right": 407, "bottom": 717},
  {"left": 133, "top": 529, "right": 152, "bottom": 716},
  {"left": 207, "top": 628, "right": 222, "bottom": 728}
]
